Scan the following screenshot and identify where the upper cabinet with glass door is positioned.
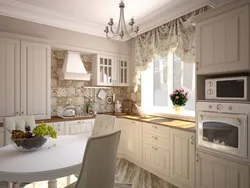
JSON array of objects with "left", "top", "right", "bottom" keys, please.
[
  {"left": 92, "top": 55, "right": 130, "bottom": 86},
  {"left": 115, "top": 57, "right": 129, "bottom": 86}
]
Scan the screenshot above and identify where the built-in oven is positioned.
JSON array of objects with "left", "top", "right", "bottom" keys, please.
[{"left": 197, "top": 102, "right": 250, "bottom": 161}]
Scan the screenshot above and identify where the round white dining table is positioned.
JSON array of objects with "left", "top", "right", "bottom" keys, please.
[{"left": 0, "top": 134, "right": 89, "bottom": 188}]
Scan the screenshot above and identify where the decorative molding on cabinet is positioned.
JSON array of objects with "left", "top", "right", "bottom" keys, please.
[{"left": 192, "top": 0, "right": 250, "bottom": 23}]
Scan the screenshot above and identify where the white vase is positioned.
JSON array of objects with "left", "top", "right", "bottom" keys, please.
[{"left": 174, "top": 106, "right": 184, "bottom": 114}]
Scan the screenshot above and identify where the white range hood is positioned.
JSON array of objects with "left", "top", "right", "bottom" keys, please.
[{"left": 58, "top": 51, "right": 91, "bottom": 81}]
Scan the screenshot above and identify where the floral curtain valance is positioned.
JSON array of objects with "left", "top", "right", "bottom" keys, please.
[{"left": 133, "top": 6, "right": 209, "bottom": 91}]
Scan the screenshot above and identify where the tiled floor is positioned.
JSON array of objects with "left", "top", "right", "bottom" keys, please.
[{"left": 0, "top": 159, "right": 177, "bottom": 188}]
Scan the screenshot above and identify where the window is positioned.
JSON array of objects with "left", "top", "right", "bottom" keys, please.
[{"left": 141, "top": 53, "right": 195, "bottom": 117}]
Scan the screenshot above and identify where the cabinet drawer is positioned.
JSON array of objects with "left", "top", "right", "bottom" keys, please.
[
  {"left": 70, "top": 124, "right": 82, "bottom": 135},
  {"left": 143, "top": 123, "right": 170, "bottom": 139},
  {"left": 143, "top": 133, "right": 170, "bottom": 151},
  {"left": 143, "top": 143, "right": 170, "bottom": 178},
  {"left": 53, "top": 122, "right": 65, "bottom": 135}
]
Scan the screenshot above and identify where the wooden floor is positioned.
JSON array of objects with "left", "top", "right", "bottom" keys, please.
[{"left": 0, "top": 159, "right": 177, "bottom": 188}]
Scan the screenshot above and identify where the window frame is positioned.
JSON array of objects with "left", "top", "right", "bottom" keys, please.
[{"left": 141, "top": 53, "right": 195, "bottom": 121}]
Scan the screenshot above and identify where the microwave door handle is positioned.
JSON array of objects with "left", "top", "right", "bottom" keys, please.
[{"left": 200, "top": 114, "right": 241, "bottom": 126}]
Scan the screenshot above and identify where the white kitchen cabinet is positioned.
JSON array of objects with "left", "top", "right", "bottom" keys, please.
[
  {"left": 53, "top": 122, "right": 65, "bottom": 135},
  {"left": 21, "top": 41, "right": 51, "bottom": 119},
  {"left": 142, "top": 123, "right": 170, "bottom": 179},
  {"left": 143, "top": 143, "right": 170, "bottom": 178},
  {"left": 114, "top": 57, "right": 129, "bottom": 86},
  {"left": 92, "top": 55, "right": 129, "bottom": 86},
  {"left": 196, "top": 151, "right": 249, "bottom": 188},
  {"left": 169, "top": 129, "right": 195, "bottom": 188},
  {"left": 0, "top": 127, "right": 3, "bottom": 147},
  {"left": 119, "top": 119, "right": 143, "bottom": 165},
  {"left": 65, "top": 120, "right": 94, "bottom": 136},
  {"left": 195, "top": 5, "right": 249, "bottom": 74},
  {"left": 0, "top": 38, "right": 20, "bottom": 122}
]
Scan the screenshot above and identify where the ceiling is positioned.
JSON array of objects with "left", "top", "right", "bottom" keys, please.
[{"left": 0, "top": 0, "right": 232, "bottom": 39}]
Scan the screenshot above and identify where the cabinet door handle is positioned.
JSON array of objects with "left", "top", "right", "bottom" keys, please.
[
  {"left": 16, "top": 112, "right": 19, "bottom": 115},
  {"left": 191, "top": 136, "right": 194, "bottom": 145},
  {"left": 196, "top": 153, "right": 199, "bottom": 162},
  {"left": 152, "top": 146, "right": 158, "bottom": 150},
  {"left": 152, "top": 125, "right": 158, "bottom": 129},
  {"left": 21, "top": 111, "right": 24, "bottom": 115},
  {"left": 152, "top": 136, "right": 158, "bottom": 140},
  {"left": 196, "top": 62, "right": 199, "bottom": 71},
  {"left": 78, "top": 121, "right": 81, "bottom": 124}
]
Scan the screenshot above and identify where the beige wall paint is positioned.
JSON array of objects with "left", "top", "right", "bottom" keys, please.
[{"left": 0, "top": 15, "right": 131, "bottom": 55}]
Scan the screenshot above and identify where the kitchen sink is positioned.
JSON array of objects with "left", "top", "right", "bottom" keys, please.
[
  {"left": 150, "top": 118, "right": 174, "bottom": 123},
  {"left": 58, "top": 115, "right": 94, "bottom": 119}
]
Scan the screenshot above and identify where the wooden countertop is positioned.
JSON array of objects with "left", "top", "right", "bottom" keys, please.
[
  {"left": 0, "top": 114, "right": 196, "bottom": 133},
  {"left": 123, "top": 115, "right": 195, "bottom": 133}
]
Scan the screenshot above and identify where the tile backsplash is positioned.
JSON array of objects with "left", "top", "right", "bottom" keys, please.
[{"left": 51, "top": 51, "right": 141, "bottom": 116}]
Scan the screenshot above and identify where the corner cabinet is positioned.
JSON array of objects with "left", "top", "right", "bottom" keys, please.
[
  {"left": 0, "top": 38, "right": 51, "bottom": 121},
  {"left": 196, "top": 151, "right": 249, "bottom": 188},
  {"left": 195, "top": 4, "right": 250, "bottom": 74},
  {"left": 92, "top": 55, "right": 129, "bottom": 86},
  {"left": 21, "top": 41, "right": 51, "bottom": 119}
]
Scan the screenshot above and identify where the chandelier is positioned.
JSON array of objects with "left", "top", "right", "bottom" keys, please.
[{"left": 104, "top": 0, "right": 139, "bottom": 40}]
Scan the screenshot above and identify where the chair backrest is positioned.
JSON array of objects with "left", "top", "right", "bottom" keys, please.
[
  {"left": 76, "top": 130, "right": 121, "bottom": 188},
  {"left": 3, "top": 115, "right": 36, "bottom": 146},
  {"left": 92, "top": 115, "right": 116, "bottom": 136}
]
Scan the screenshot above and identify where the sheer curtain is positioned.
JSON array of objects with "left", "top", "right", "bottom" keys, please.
[{"left": 133, "top": 7, "right": 209, "bottom": 91}]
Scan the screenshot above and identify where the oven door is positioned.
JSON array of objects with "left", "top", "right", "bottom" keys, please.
[{"left": 197, "top": 111, "right": 248, "bottom": 159}]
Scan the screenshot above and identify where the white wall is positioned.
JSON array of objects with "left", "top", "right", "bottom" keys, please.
[{"left": 0, "top": 15, "right": 131, "bottom": 56}]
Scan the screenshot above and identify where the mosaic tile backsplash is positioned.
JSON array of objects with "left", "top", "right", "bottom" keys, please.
[{"left": 51, "top": 51, "right": 141, "bottom": 116}]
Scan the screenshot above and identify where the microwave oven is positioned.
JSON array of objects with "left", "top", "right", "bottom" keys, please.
[{"left": 205, "top": 76, "right": 250, "bottom": 100}]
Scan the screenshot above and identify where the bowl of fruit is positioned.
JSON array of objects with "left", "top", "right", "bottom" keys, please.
[{"left": 9, "top": 122, "right": 57, "bottom": 152}]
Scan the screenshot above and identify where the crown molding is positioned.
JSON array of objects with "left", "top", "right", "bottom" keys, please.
[
  {"left": 0, "top": 0, "right": 106, "bottom": 37},
  {"left": 137, "top": 0, "right": 210, "bottom": 34},
  {"left": 0, "top": 0, "right": 214, "bottom": 39}
]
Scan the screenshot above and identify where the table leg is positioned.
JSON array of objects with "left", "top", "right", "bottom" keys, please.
[
  {"left": 8, "top": 182, "right": 13, "bottom": 188},
  {"left": 67, "top": 176, "right": 71, "bottom": 185},
  {"left": 48, "top": 179, "right": 57, "bottom": 188},
  {"left": 13, "top": 183, "right": 20, "bottom": 188}
]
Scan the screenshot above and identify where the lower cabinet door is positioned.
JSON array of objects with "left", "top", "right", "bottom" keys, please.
[
  {"left": 70, "top": 124, "right": 82, "bottom": 135},
  {"left": 119, "top": 120, "right": 143, "bottom": 164},
  {"left": 196, "top": 151, "right": 250, "bottom": 188},
  {"left": 143, "top": 143, "right": 170, "bottom": 178},
  {"left": 53, "top": 122, "right": 65, "bottom": 135},
  {"left": 170, "top": 129, "right": 195, "bottom": 188}
]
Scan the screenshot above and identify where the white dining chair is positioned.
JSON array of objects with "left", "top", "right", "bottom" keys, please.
[
  {"left": 65, "top": 130, "right": 131, "bottom": 188},
  {"left": 3, "top": 115, "right": 36, "bottom": 188},
  {"left": 91, "top": 114, "right": 116, "bottom": 136},
  {"left": 3, "top": 115, "right": 36, "bottom": 146}
]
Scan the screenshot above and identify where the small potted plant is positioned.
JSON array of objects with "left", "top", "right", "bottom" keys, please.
[
  {"left": 9, "top": 122, "right": 57, "bottom": 151},
  {"left": 169, "top": 88, "right": 188, "bottom": 114}
]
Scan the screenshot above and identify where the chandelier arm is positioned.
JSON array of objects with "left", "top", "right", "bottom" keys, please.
[
  {"left": 121, "top": 7, "right": 132, "bottom": 39},
  {"left": 104, "top": 0, "right": 138, "bottom": 40}
]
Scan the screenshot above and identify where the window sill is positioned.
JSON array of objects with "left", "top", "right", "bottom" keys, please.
[{"left": 150, "top": 110, "right": 195, "bottom": 122}]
